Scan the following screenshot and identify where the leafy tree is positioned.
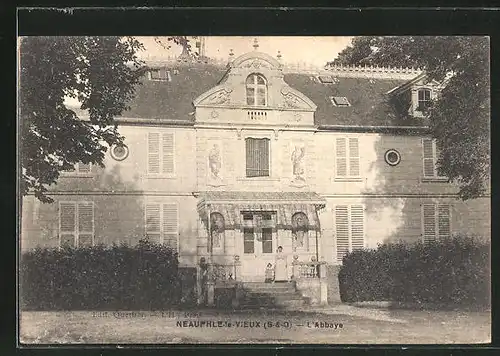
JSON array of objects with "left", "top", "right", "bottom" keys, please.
[
  {"left": 20, "top": 36, "right": 148, "bottom": 203},
  {"left": 330, "top": 36, "right": 490, "bottom": 200}
]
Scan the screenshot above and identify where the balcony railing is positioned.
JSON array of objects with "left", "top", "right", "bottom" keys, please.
[{"left": 247, "top": 110, "right": 268, "bottom": 121}]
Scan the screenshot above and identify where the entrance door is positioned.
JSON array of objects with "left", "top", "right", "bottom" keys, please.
[{"left": 240, "top": 212, "right": 276, "bottom": 281}]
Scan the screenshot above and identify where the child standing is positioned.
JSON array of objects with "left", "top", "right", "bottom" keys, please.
[{"left": 265, "top": 263, "right": 274, "bottom": 283}]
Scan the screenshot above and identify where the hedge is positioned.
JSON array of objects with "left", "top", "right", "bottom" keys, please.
[
  {"left": 20, "top": 240, "right": 182, "bottom": 310},
  {"left": 338, "top": 235, "right": 490, "bottom": 308}
]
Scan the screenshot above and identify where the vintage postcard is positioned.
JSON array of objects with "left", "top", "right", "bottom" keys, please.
[{"left": 18, "top": 35, "right": 491, "bottom": 344}]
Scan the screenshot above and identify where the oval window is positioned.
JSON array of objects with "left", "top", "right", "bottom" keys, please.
[
  {"left": 384, "top": 149, "right": 401, "bottom": 166},
  {"left": 110, "top": 144, "right": 129, "bottom": 161}
]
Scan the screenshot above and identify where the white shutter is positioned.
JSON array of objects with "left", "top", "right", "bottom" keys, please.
[
  {"left": 163, "top": 203, "right": 178, "bottom": 250},
  {"left": 162, "top": 133, "right": 175, "bottom": 174},
  {"left": 348, "top": 138, "right": 360, "bottom": 177},
  {"left": 336, "top": 138, "right": 347, "bottom": 177},
  {"left": 147, "top": 133, "right": 160, "bottom": 174},
  {"left": 335, "top": 206, "right": 349, "bottom": 262},
  {"left": 60, "top": 202, "right": 76, "bottom": 247},
  {"left": 438, "top": 204, "right": 451, "bottom": 239},
  {"left": 422, "top": 204, "right": 437, "bottom": 243},
  {"left": 77, "top": 202, "right": 94, "bottom": 247},
  {"left": 422, "top": 139, "right": 435, "bottom": 177},
  {"left": 77, "top": 163, "right": 91, "bottom": 173},
  {"left": 350, "top": 205, "right": 364, "bottom": 250},
  {"left": 145, "top": 203, "right": 161, "bottom": 243}
]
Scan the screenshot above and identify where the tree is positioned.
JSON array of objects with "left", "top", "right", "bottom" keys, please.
[
  {"left": 20, "top": 36, "right": 148, "bottom": 203},
  {"left": 330, "top": 36, "right": 490, "bottom": 200}
]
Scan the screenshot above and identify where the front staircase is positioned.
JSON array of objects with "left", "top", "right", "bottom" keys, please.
[{"left": 238, "top": 281, "right": 309, "bottom": 309}]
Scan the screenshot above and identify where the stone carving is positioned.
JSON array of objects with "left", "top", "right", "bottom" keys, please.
[
  {"left": 281, "top": 87, "right": 306, "bottom": 109},
  {"left": 206, "top": 89, "right": 232, "bottom": 105},
  {"left": 291, "top": 145, "right": 306, "bottom": 182},
  {"left": 210, "top": 212, "right": 225, "bottom": 249},
  {"left": 208, "top": 144, "right": 222, "bottom": 180},
  {"left": 241, "top": 59, "right": 271, "bottom": 69}
]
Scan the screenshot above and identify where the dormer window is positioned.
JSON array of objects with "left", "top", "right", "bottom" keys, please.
[
  {"left": 246, "top": 74, "right": 267, "bottom": 106},
  {"left": 149, "top": 68, "right": 172, "bottom": 81},
  {"left": 417, "top": 88, "right": 432, "bottom": 111},
  {"left": 330, "top": 96, "right": 351, "bottom": 107}
]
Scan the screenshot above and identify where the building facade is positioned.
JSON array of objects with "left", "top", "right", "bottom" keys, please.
[{"left": 20, "top": 46, "right": 491, "bottom": 305}]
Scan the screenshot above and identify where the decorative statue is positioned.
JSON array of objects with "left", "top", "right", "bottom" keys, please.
[
  {"left": 292, "top": 212, "right": 308, "bottom": 249},
  {"left": 210, "top": 212, "right": 225, "bottom": 248},
  {"left": 208, "top": 144, "right": 221, "bottom": 180},
  {"left": 291, "top": 145, "right": 306, "bottom": 181}
]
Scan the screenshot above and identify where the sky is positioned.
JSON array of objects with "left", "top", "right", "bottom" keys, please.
[{"left": 135, "top": 36, "right": 353, "bottom": 67}]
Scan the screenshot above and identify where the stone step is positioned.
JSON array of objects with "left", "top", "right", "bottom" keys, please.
[
  {"left": 239, "top": 298, "right": 307, "bottom": 309},
  {"left": 242, "top": 294, "right": 306, "bottom": 303},
  {"left": 243, "top": 291, "right": 302, "bottom": 298}
]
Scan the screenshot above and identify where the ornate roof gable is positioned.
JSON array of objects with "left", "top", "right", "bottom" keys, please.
[{"left": 193, "top": 51, "right": 316, "bottom": 112}]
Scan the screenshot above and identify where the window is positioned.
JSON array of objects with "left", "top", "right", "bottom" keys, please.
[
  {"left": 245, "top": 137, "right": 270, "bottom": 177},
  {"left": 246, "top": 74, "right": 267, "bottom": 106},
  {"left": 417, "top": 89, "right": 432, "bottom": 111},
  {"left": 241, "top": 212, "right": 275, "bottom": 254},
  {"left": 149, "top": 68, "right": 172, "bottom": 81},
  {"left": 336, "top": 137, "right": 360, "bottom": 178},
  {"left": 422, "top": 203, "right": 451, "bottom": 243},
  {"left": 330, "top": 96, "right": 351, "bottom": 107},
  {"left": 243, "top": 228, "right": 255, "bottom": 254},
  {"left": 145, "top": 203, "right": 178, "bottom": 249},
  {"left": 110, "top": 144, "right": 129, "bottom": 161},
  {"left": 318, "top": 75, "right": 333, "bottom": 84},
  {"left": 147, "top": 132, "right": 175, "bottom": 175},
  {"left": 63, "top": 162, "right": 92, "bottom": 175},
  {"left": 422, "top": 138, "right": 446, "bottom": 179},
  {"left": 59, "top": 201, "right": 94, "bottom": 247},
  {"left": 335, "top": 205, "right": 364, "bottom": 263}
]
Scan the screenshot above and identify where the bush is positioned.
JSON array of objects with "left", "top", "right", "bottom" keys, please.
[
  {"left": 338, "top": 235, "right": 490, "bottom": 308},
  {"left": 20, "top": 240, "right": 181, "bottom": 310}
]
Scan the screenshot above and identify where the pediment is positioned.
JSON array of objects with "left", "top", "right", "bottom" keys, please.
[
  {"left": 279, "top": 86, "right": 317, "bottom": 111},
  {"left": 194, "top": 85, "right": 233, "bottom": 107},
  {"left": 231, "top": 51, "right": 280, "bottom": 70}
]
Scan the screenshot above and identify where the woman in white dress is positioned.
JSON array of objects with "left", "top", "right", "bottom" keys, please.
[{"left": 274, "top": 246, "right": 288, "bottom": 282}]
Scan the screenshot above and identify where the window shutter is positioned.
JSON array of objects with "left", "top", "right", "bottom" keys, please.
[
  {"left": 260, "top": 138, "right": 270, "bottom": 176},
  {"left": 78, "top": 202, "right": 94, "bottom": 247},
  {"left": 162, "top": 133, "right": 174, "bottom": 174},
  {"left": 438, "top": 204, "right": 451, "bottom": 239},
  {"left": 349, "top": 138, "right": 360, "bottom": 177},
  {"left": 60, "top": 202, "right": 76, "bottom": 247},
  {"left": 148, "top": 133, "right": 160, "bottom": 174},
  {"left": 422, "top": 139, "right": 435, "bottom": 177},
  {"left": 246, "top": 138, "right": 255, "bottom": 177},
  {"left": 335, "top": 206, "right": 349, "bottom": 262},
  {"left": 336, "top": 138, "right": 347, "bottom": 177},
  {"left": 77, "top": 163, "right": 91, "bottom": 173},
  {"left": 145, "top": 203, "right": 161, "bottom": 244},
  {"left": 163, "top": 204, "right": 178, "bottom": 250},
  {"left": 350, "top": 205, "right": 364, "bottom": 250},
  {"left": 422, "top": 204, "right": 436, "bottom": 243}
]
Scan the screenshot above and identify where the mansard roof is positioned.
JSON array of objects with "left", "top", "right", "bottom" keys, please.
[{"left": 120, "top": 59, "right": 427, "bottom": 128}]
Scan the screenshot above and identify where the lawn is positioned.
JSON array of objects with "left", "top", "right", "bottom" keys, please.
[{"left": 19, "top": 307, "right": 491, "bottom": 344}]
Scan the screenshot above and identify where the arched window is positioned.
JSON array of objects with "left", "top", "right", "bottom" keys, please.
[
  {"left": 417, "top": 88, "right": 432, "bottom": 111},
  {"left": 246, "top": 74, "right": 267, "bottom": 106},
  {"left": 292, "top": 212, "right": 309, "bottom": 250},
  {"left": 210, "top": 212, "right": 225, "bottom": 249}
]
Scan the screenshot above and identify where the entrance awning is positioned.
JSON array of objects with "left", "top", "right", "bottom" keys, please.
[{"left": 197, "top": 191, "right": 326, "bottom": 231}]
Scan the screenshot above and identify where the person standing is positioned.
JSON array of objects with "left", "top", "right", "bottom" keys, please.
[{"left": 274, "top": 246, "right": 288, "bottom": 282}]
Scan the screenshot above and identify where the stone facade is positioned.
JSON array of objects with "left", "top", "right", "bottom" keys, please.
[{"left": 20, "top": 48, "right": 491, "bottom": 306}]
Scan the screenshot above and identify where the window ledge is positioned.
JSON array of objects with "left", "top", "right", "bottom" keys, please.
[
  {"left": 334, "top": 177, "right": 364, "bottom": 182},
  {"left": 144, "top": 174, "right": 177, "bottom": 179},
  {"left": 60, "top": 174, "right": 94, "bottom": 178},
  {"left": 237, "top": 177, "right": 280, "bottom": 182},
  {"left": 421, "top": 177, "right": 449, "bottom": 183}
]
